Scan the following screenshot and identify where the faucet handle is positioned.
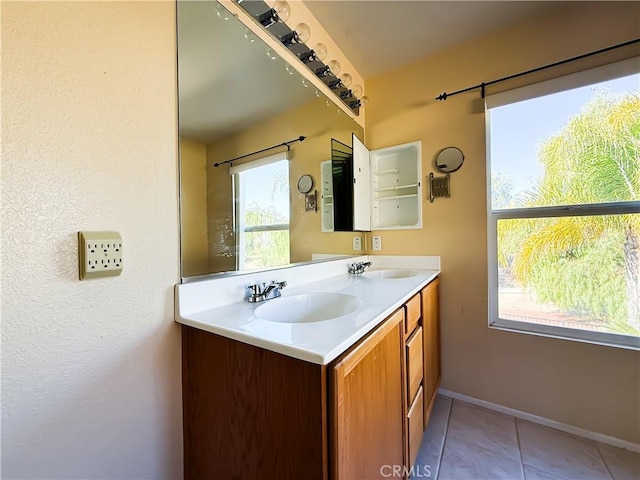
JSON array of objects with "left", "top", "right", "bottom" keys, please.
[
  {"left": 246, "top": 282, "right": 265, "bottom": 295},
  {"left": 271, "top": 280, "right": 287, "bottom": 288},
  {"left": 348, "top": 261, "right": 372, "bottom": 275}
]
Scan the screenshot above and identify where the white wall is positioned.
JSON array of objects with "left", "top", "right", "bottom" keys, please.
[{"left": 1, "top": 2, "right": 183, "bottom": 478}]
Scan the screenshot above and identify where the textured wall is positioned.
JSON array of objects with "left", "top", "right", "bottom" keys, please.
[
  {"left": 1, "top": 2, "right": 183, "bottom": 478},
  {"left": 366, "top": 1, "right": 640, "bottom": 444}
]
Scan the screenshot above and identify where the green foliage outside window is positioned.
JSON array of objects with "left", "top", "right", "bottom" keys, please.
[{"left": 496, "top": 92, "right": 640, "bottom": 334}]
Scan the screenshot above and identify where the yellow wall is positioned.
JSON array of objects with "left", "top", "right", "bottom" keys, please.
[
  {"left": 204, "top": 96, "right": 364, "bottom": 273},
  {"left": 2, "top": 1, "right": 182, "bottom": 477},
  {"left": 366, "top": 1, "right": 640, "bottom": 443},
  {"left": 180, "top": 137, "right": 210, "bottom": 277}
]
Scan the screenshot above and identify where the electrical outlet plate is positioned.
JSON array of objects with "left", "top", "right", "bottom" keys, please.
[
  {"left": 372, "top": 236, "right": 382, "bottom": 251},
  {"left": 353, "top": 236, "right": 362, "bottom": 251},
  {"left": 78, "top": 231, "right": 123, "bottom": 280}
]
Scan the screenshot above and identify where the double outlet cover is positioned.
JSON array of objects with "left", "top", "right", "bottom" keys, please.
[{"left": 78, "top": 231, "right": 123, "bottom": 280}]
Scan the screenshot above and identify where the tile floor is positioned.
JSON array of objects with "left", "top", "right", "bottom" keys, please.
[{"left": 411, "top": 395, "right": 640, "bottom": 480}]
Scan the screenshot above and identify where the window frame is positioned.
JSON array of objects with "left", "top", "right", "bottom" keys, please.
[
  {"left": 230, "top": 153, "right": 290, "bottom": 270},
  {"left": 485, "top": 58, "right": 640, "bottom": 350}
]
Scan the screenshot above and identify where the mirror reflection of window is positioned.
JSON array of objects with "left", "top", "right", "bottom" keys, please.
[{"left": 231, "top": 155, "right": 290, "bottom": 270}]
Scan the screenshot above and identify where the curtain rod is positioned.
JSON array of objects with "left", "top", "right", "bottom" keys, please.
[
  {"left": 213, "top": 135, "right": 307, "bottom": 167},
  {"left": 435, "top": 38, "right": 640, "bottom": 101}
]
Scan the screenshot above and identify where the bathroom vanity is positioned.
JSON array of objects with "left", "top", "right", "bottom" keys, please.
[{"left": 177, "top": 256, "right": 441, "bottom": 479}]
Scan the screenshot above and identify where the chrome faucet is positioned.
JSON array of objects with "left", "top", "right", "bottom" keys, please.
[
  {"left": 348, "top": 262, "right": 372, "bottom": 275},
  {"left": 246, "top": 280, "right": 287, "bottom": 303}
]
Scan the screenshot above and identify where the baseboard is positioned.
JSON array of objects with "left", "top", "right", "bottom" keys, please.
[{"left": 438, "top": 388, "right": 640, "bottom": 453}]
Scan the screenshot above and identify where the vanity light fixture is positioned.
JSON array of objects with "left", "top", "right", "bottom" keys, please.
[
  {"left": 298, "top": 42, "right": 327, "bottom": 64},
  {"left": 250, "top": 0, "right": 290, "bottom": 27},
  {"left": 233, "top": 0, "right": 365, "bottom": 116},
  {"left": 280, "top": 23, "right": 311, "bottom": 46},
  {"left": 339, "top": 73, "right": 352, "bottom": 87},
  {"left": 315, "top": 65, "right": 331, "bottom": 77}
]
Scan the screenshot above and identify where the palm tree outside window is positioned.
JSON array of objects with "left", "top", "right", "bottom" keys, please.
[{"left": 486, "top": 57, "right": 640, "bottom": 349}]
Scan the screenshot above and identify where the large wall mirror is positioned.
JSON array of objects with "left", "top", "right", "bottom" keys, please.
[{"left": 178, "top": 0, "right": 364, "bottom": 279}]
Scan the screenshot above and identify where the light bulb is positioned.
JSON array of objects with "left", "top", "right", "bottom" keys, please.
[
  {"left": 339, "top": 73, "right": 352, "bottom": 88},
  {"left": 351, "top": 84, "right": 363, "bottom": 98},
  {"left": 360, "top": 96, "right": 369, "bottom": 105},
  {"left": 285, "top": 64, "right": 296, "bottom": 75},
  {"left": 294, "top": 23, "right": 311, "bottom": 43},
  {"left": 273, "top": 0, "right": 290, "bottom": 22},
  {"left": 301, "top": 78, "right": 311, "bottom": 88},
  {"left": 313, "top": 43, "right": 327, "bottom": 61},
  {"left": 328, "top": 60, "right": 341, "bottom": 75}
]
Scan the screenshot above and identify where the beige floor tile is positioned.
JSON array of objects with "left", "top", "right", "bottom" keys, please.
[
  {"left": 517, "top": 420, "right": 611, "bottom": 480},
  {"left": 523, "top": 463, "right": 568, "bottom": 480},
  {"left": 438, "top": 431, "right": 524, "bottom": 480},
  {"left": 446, "top": 399, "right": 520, "bottom": 460},
  {"left": 597, "top": 443, "right": 640, "bottom": 480}
]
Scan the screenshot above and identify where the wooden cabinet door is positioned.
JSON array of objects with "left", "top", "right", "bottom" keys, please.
[
  {"left": 332, "top": 309, "right": 405, "bottom": 480},
  {"left": 422, "top": 278, "right": 441, "bottom": 426}
]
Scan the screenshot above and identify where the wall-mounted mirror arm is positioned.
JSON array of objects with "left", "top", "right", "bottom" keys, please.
[
  {"left": 213, "top": 135, "right": 306, "bottom": 168},
  {"left": 429, "top": 173, "right": 450, "bottom": 203}
]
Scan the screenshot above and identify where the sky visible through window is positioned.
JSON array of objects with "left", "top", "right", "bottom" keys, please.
[{"left": 490, "top": 73, "right": 640, "bottom": 204}]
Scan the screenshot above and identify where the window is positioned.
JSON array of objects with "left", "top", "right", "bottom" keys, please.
[
  {"left": 231, "top": 153, "right": 290, "bottom": 270},
  {"left": 486, "top": 58, "right": 640, "bottom": 349}
]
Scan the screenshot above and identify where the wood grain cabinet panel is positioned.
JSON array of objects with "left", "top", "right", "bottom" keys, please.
[
  {"left": 406, "top": 326, "right": 423, "bottom": 405},
  {"left": 182, "top": 326, "right": 327, "bottom": 480},
  {"left": 332, "top": 308, "right": 405, "bottom": 480},
  {"left": 422, "top": 278, "right": 441, "bottom": 428},
  {"left": 405, "top": 293, "right": 421, "bottom": 337},
  {"left": 407, "top": 386, "right": 425, "bottom": 470}
]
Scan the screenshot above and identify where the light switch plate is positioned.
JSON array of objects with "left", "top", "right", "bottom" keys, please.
[
  {"left": 78, "top": 231, "right": 123, "bottom": 280},
  {"left": 372, "top": 236, "right": 382, "bottom": 251},
  {"left": 353, "top": 236, "right": 362, "bottom": 251}
]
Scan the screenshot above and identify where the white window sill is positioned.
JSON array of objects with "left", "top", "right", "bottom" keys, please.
[{"left": 490, "top": 318, "right": 640, "bottom": 351}]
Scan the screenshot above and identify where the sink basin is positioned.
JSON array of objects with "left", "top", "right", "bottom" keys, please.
[
  {"left": 255, "top": 293, "right": 362, "bottom": 323},
  {"left": 362, "top": 269, "right": 419, "bottom": 280}
]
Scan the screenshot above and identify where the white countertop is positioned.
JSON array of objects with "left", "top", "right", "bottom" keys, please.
[{"left": 176, "top": 256, "right": 440, "bottom": 365}]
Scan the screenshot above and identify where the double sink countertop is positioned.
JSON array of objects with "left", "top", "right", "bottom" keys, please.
[{"left": 175, "top": 255, "right": 440, "bottom": 365}]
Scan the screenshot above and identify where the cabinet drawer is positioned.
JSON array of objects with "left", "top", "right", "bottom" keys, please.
[
  {"left": 406, "top": 326, "right": 423, "bottom": 405},
  {"left": 407, "top": 386, "right": 424, "bottom": 469},
  {"left": 405, "top": 294, "right": 421, "bottom": 337}
]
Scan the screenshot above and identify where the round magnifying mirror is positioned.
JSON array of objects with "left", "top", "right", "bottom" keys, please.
[
  {"left": 297, "top": 174, "right": 314, "bottom": 194},
  {"left": 435, "top": 147, "right": 464, "bottom": 173}
]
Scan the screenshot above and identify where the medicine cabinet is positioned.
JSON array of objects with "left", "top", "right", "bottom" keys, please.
[{"left": 322, "top": 135, "right": 422, "bottom": 232}]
